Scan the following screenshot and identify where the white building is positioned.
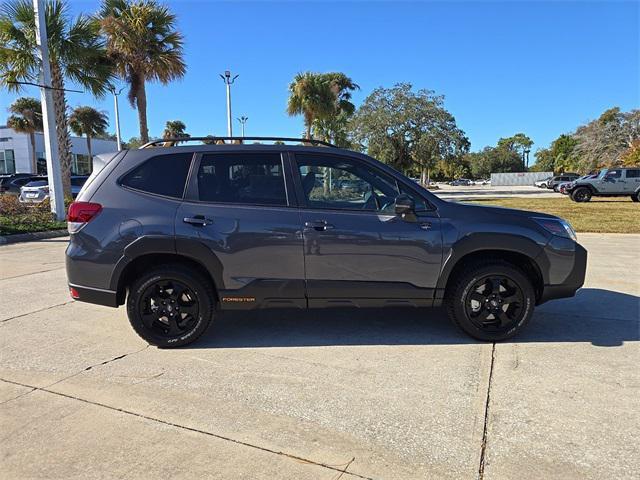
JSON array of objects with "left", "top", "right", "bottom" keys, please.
[{"left": 0, "top": 126, "right": 118, "bottom": 176}]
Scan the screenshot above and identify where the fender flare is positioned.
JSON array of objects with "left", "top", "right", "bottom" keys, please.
[
  {"left": 435, "top": 233, "right": 546, "bottom": 293},
  {"left": 109, "top": 235, "right": 225, "bottom": 293}
]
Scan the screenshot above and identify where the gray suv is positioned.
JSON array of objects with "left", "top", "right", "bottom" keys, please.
[
  {"left": 66, "top": 137, "right": 587, "bottom": 347},
  {"left": 570, "top": 167, "right": 640, "bottom": 202}
]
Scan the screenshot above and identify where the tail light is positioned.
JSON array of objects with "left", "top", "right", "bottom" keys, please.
[{"left": 67, "top": 201, "right": 102, "bottom": 233}]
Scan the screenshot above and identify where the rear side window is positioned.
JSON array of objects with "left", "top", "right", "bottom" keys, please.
[
  {"left": 196, "top": 153, "right": 287, "bottom": 206},
  {"left": 122, "top": 153, "right": 193, "bottom": 198},
  {"left": 625, "top": 169, "right": 640, "bottom": 178}
]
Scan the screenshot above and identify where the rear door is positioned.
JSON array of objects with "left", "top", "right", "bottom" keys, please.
[
  {"left": 622, "top": 169, "right": 640, "bottom": 193},
  {"left": 175, "top": 151, "right": 305, "bottom": 309},
  {"left": 292, "top": 152, "right": 442, "bottom": 307}
]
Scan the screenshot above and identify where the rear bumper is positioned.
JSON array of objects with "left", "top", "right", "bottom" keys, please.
[
  {"left": 538, "top": 241, "right": 587, "bottom": 304},
  {"left": 68, "top": 283, "right": 118, "bottom": 307}
]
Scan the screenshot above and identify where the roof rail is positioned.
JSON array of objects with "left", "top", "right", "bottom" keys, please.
[{"left": 138, "top": 136, "right": 336, "bottom": 149}]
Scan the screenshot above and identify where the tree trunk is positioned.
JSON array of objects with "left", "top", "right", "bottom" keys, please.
[
  {"left": 86, "top": 135, "right": 92, "bottom": 161},
  {"left": 29, "top": 132, "right": 37, "bottom": 173},
  {"left": 50, "top": 61, "right": 72, "bottom": 197},
  {"left": 421, "top": 166, "right": 426, "bottom": 185},
  {"left": 136, "top": 81, "right": 149, "bottom": 143}
]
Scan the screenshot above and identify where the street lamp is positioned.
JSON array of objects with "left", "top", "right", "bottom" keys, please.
[
  {"left": 237, "top": 116, "right": 248, "bottom": 137},
  {"left": 109, "top": 85, "right": 124, "bottom": 150},
  {"left": 219, "top": 70, "right": 238, "bottom": 136}
]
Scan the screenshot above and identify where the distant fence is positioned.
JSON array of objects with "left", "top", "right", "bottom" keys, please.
[{"left": 490, "top": 172, "right": 553, "bottom": 186}]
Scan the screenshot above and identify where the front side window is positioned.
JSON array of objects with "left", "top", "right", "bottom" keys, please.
[
  {"left": 605, "top": 170, "right": 622, "bottom": 179},
  {"left": 296, "top": 154, "right": 427, "bottom": 212},
  {"left": 122, "top": 153, "right": 192, "bottom": 198},
  {"left": 196, "top": 153, "right": 287, "bottom": 206}
]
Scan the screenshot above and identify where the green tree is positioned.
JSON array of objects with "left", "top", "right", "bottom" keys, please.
[
  {"left": 162, "top": 120, "right": 189, "bottom": 143},
  {"left": 6, "top": 97, "right": 43, "bottom": 172},
  {"left": 351, "top": 83, "right": 469, "bottom": 179},
  {"left": 287, "top": 71, "right": 358, "bottom": 140},
  {"left": 68, "top": 106, "right": 108, "bottom": 159},
  {"left": 466, "top": 146, "right": 521, "bottom": 178},
  {"left": 497, "top": 133, "right": 533, "bottom": 170},
  {"left": 531, "top": 148, "right": 555, "bottom": 172},
  {"left": 0, "top": 0, "right": 114, "bottom": 195},
  {"left": 99, "top": 0, "right": 186, "bottom": 143}
]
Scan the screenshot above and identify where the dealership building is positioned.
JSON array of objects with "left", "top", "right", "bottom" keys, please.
[{"left": 0, "top": 126, "right": 118, "bottom": 176}]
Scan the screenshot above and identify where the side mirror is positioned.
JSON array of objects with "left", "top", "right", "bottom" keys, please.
[{"left": 395, "top": 194, "right": 416, "bottom": 221}]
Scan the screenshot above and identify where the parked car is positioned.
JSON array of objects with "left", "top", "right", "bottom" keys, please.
[
  {"left": 570, "top": 168, "right": 640, "bottom": 202},
  {"left": 0, "top": 173, "right": 38, "bottom": 195},
  {"left": 66, "top": 137, "right": 587, "bottom": 348},
  {"left": 449, "top": 178, "right": 473, "bottom": 186},
  {"left": 547, "top": 174, "right": 580, "bottom": 191},
  {"left": 560, "top": 174, "right": 597, "bottom": 195},
  {"left": 19, "top": 175, "right": 88, "bottom": 203},
  {"left": 534, "top": 177, "right": 552, "bottom": 188},
  {"left": 476, "top": 178, "right": 490, "bottom": 185}
]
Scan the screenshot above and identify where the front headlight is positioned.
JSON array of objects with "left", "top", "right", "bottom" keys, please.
[{"left": 533, "top": 217, "right": 577, "bottom": 241}]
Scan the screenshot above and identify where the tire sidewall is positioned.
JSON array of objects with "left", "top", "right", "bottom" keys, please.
[
  {"left": 450, "top": 265, "right": 534, "bottom": 341},
  {"left": 127, "top": 270, "right": 212, "bottom": 348}
]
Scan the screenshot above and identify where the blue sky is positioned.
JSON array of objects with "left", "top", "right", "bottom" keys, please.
[{"left": 1, "top": 0, "right": 638, "bottom": 155}]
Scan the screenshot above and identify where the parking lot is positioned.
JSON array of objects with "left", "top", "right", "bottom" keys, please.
[{"left": 1, "top": 234, "right": 638, "bottom": 479}]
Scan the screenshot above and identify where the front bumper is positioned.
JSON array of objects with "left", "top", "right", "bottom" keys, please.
[{"left": 537, "top": 239, "right": 587, "bottom": 304}]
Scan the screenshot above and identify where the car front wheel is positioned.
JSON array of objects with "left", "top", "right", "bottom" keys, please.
[
  {"left": 445, "top": 261, "right": 535, "bottom": 341},
  {"left": 571, "top": 187, "right": 592, "bottom": 202},
  {"left": 127, "top": 265, "right": 215, "bottom": 348}
]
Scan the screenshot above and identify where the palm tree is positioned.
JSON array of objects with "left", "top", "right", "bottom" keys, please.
[
  {"left": 6, "top": 97, "right": 43, "bottom": 173},
  {"left": 287, "top": 72, "right": 334, "bottom": 140},
  {"left": 162, "top": 120, "right": 189, "bottom": 145},
  {"left": 287, "top": 72, "right": 359, "bottom": 140},
  {"left": 99, "top": 0, "right": 186, "bottom": 144},
  {"left": 0, "top": 0, "right": 114, "bottom": 195},
  {"left": 68, "top": 106, "right": 108, "bottom": 160}
]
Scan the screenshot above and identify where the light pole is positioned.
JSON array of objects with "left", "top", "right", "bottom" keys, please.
[
  {"left": 524, "top": 148, "right": 531, "bottom": 170},
  {"left": 33, "top": 0, "right": 64, "bottom": 220},
  {"left": 219, "top": 70, "right": 238, "bottom": 136},
  {"left": 237, "top": 116, "right": 248, "bottom": 137},
  {"left": 109, "top": 85, "right": 124, "bottom": 150}
]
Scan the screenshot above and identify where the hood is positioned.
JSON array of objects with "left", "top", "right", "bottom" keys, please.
[{"left": 450, "top": 201, "right": 560, "bottom": 220}]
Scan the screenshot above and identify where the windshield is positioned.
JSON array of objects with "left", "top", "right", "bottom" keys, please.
[{"left": 597, "top": 169, "right": 608, "bottom": 179}]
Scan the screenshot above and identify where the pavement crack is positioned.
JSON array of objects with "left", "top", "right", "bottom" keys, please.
[
  {"left": 0, "top": 266, "right": 65, "bottom": 281},
  {"left": 83, "top": 345, "right": 150, "bottom": 371},
  {"left": 0, "top": 301, "right": 74, "bottom": 324},
  {"left": 478, "top": 343, "right": 496, "bottom": 480},
  {"left": 0, "top": 377, "right": 374, "bottom": 480}
]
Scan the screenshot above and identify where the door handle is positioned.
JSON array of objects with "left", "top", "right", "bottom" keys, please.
[
  {"left": 419, "top": 221, "right": 432, "bottom": 230},
  {"left": 304, "top": 220, "right": 334, "bottom": 231},
  {"left": 183, "top": 215, "right": 212, "bottom": 226}
]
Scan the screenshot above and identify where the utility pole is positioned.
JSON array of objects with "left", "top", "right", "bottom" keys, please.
[
  {"left": 33, "top": 0, "right": 64, "bottom": 220},
  {"left": 237, "top": 116, "right": 248, "bottom": 137},
  {"left": 219, "top": 70, "right": 238, "bottom": 136},
  {"left": 110, "top": 86, "right": 124, "bottom": 150}
]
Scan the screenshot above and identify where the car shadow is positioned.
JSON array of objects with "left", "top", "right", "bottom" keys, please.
[{"left": 190, "top": 288, "right": 639, "bottom": 349}]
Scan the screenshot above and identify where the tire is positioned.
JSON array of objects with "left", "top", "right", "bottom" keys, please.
[
  {"left": 127, "top": 264, "right": 215, "bottom": 348},
  {"left": 632, "top": 191, "right": 640, "bottom": 202},
  {"left": 571, "top": 187, "right": 592, "bottom": 202},
  {"left": 553, "top": 185, "right": 560, "bottom": 192},
  {"left": 445, "top": 261, "right": 535, "bottom": 342}
]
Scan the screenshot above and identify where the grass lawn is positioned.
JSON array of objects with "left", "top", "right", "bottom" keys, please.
[{"left": 466, "top": 197, "right": 639, "bottom": 234}]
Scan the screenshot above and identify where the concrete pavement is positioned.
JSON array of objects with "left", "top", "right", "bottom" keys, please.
[{"left": 1, "top": 234, "right": 638, "bottom": 479}]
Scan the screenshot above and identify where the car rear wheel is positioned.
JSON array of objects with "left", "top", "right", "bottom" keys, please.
[
  {"left": 445, "top": 261, "right": 535, "bottom": 341},
  {"left": 571, "top": 187, "right": 592, "bottom": 202},
  {"left": 632, "top": 191, "right": 640, "bottom": 202},
  {"left": 127, "top": 265, "right": 215, "bottom": 348}
]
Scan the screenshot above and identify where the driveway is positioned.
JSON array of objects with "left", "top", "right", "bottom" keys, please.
[{"left": 1, "top": 234, "right": 638, "bottom": 479}]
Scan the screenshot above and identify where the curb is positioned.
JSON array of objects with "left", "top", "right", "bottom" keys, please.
[{"left": 0, "top": 229, "right": 68, "bottom": 246}]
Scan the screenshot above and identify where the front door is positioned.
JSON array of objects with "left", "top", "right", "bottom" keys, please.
[
  {"left": 175, "top": 151, "right": 305, "bottom": 309},
  {"left": 598, "top": 169, "right": 624, "bottom": 193},
  {"left": 292, "top": 152, "right": 442, "bottom": 307}
]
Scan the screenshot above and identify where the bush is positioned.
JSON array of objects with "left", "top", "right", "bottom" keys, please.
[{"left": 0, "top": 195, "right": 70, "bottom": 235}]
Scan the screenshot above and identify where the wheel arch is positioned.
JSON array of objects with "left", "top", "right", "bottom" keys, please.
[{"left": 437, "top": 235, "right": 546, "bottom": 303}]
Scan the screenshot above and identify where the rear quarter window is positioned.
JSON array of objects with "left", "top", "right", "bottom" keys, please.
[
  {"left": 625, "top": 169, "right": 640, "bottom": 178},
  {"left": 121, "top": 153, "right": 193, "bottom": 198}
]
